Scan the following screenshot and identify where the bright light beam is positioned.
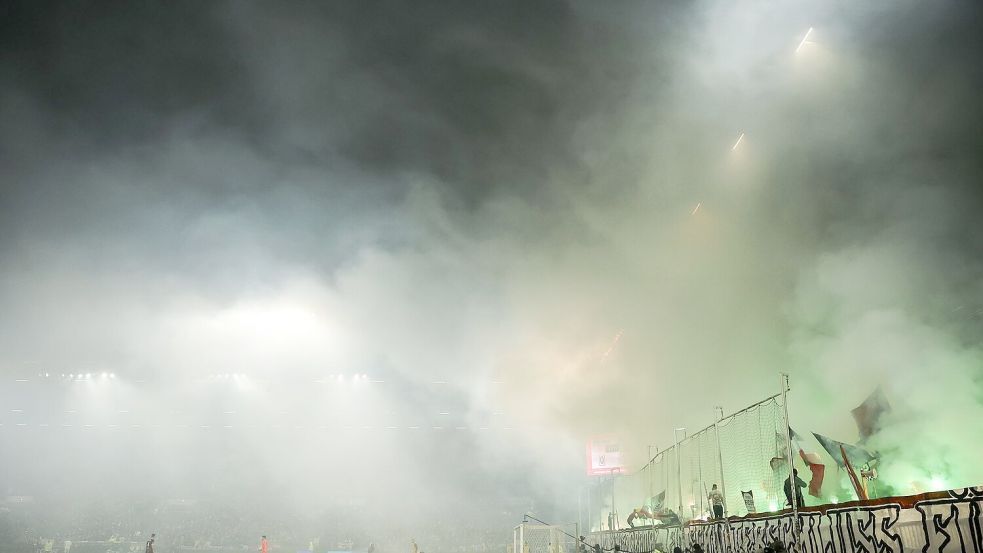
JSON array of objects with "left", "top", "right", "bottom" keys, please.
[
  {"left": 731, "top": 132, "right": 745, "bottom": 151},
  {"left": 796, "top": 27, "right": 814, "bottom": 53},
  {"left": 691, "top": 202, "right": 702, "bottom": 216}
]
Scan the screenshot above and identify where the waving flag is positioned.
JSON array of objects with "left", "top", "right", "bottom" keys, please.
[
  {"left": 851, "top": 387, "right": 891, "bottom": 441},
  {"left": 648, "top": 490, "right": 666, "bottom": 512},
  {"left": 790, "top": 428, "right": 825, "bottom": 497},
  {"left": 812, "top": 432, "right": 876, "bottom": 468}
]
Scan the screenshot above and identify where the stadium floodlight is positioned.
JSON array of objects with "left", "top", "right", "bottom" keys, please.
[
  {"left": 85, "top": 373, "right": 92, "bottom": 379},
  {"left": 109, "top": 373, "right": 115, "bottom": 379},
  {"left": 101, "top": 372, "right": 108, "bottom": 379}
]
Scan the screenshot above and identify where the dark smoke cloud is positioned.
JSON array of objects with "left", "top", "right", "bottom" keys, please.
[{"left": 1, "top": 0, "right": 981, "bottom": 535}]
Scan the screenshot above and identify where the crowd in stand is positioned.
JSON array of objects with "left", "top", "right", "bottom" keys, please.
[
  {"left": 0, "top": 501, "right": 304, "bottom": 551},
  {"left": 0, "top": 501, "right": 510, "bottom": 553}
]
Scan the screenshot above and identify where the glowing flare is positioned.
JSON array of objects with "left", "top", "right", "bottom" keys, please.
[
  {"left": 796, "top": 27, "right": 814, "bottom": 53},
  {"left": 600, "top": 330, "right": 624, "bottom": 361},
  {"left": 691, "top": 202, "right": 702, "bottom": 215},
  {"left": 732, "top": 132, "right": 745, "bottom": 151}
]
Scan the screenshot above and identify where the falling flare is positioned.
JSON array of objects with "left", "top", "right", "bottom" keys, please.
[
  {"left": 691, "top": 202, "right": 702, "bottom": 215},
  {"left": 600, "top": 330, "right": 624, "bottom": 361},
  {"left": 731, "top": 132, "right": 745, "bottom": 151},
  {"left": 796, "top": 27, "right": 814, "bottom": 53}
]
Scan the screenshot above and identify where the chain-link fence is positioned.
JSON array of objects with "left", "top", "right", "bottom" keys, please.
[
  {"left": 586, "top": 393, "right": 791, "bottom": 530},
  {"left": 512, "top": 524, "right": 578, "bottom": 553},
  {"left": 716, "top": 397, "right": 786, "bottom": 515}
]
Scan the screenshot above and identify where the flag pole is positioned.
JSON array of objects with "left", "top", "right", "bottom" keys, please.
[{"left": 780, "top": 373, "right": 799, "bottom": 551}]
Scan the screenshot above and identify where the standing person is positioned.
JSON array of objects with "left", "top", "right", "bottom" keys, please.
[
  {"left": 261, "top": 535, "right": 269, "bottom": 553},
  {"left": 707, "top": 484, "right": 724, "bottom": 520},
  {"left": 145, "top": 534, "right": 156, "bottom": 553},
  {"left": 784, "top": 469, "right": 806, "bottom": 508},
  {"left": 411, "top": 538, "right": 418, "bottom": 553}
]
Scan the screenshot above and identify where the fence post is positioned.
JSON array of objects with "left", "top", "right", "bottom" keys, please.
[
  {"left": 578, "top": 488, "right": 583, "bottom": 538},
  {"left": 713, "top": 406, "right": 728, "bottom": 518},
  {"left": 588, "top": 483, "right": 593, "bottom": 533},
  {"left": 610, "top": 469, "right": 617, "bottom": 530},
  {"left": 780, "top": 373, "right": 799, "bottom": 551},
  {"left": 673, "top": 428, "right": 685, "bottom": 518},
  {"left": 713, "top": 406, "right": 732, "bottom": 553}
]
